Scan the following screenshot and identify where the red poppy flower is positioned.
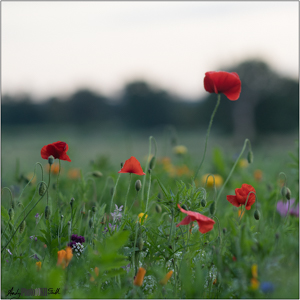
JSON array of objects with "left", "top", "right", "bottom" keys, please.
[
  {"left": 176, "top": 204, "right": 215, "bottom": 234},
  {"left": 204, "top": 71, "right": 241, "bottom": 101},
  {"left": 226, "top": 183, "right": 256, "bottom": 210},
  {"left": 41, "top": 141, "right": 71, "bottom": 162},
  {"left": 118, "top": 156, "right": 145, "bottom": 176}
]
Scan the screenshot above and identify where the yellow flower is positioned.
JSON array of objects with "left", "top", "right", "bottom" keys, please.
[
  {"left": 46, "top": 163, "right": 61, "bottom": 175},
  {"left": 175, "top": 165, "right": 193, "bottom": 177},
  {"left": 67, "top": 168, "right": 81, "bottom": 179},
  {"left": 238, "top": 209, "right": 245, "bottom": 219},
  {"left": 133, "top": 267, "right": 146, "bottom": 286},
  {"left": 251, "top": 264, "right": 258, "bottom": 278},
  {"left": 201, "top": 174, "right": 223, "bottom": 188},
  {"left": 254, "top": 169, "right": 263, "bottom": 182},
  {"left": 250, "top": 277, "right": 260, "bottom": 290},
  {"left": 57, "top": 247, "right": 73, "bottom": 269},
  {"left": 57, "top": 250, "right": 66, "bottom": 267},
  {"left": 159, "top": 270, "right": 173, "bottom": 285},
  {"left": 95, "top": 267, "right": 99, "bottom": 277},
  {"left": 239, "top": 158, "right": 249, "bottom": 168},
  {"left": 36, "top": 261, "right": 42, "bottom": 271},
  {"left": 173, "top": 145, "right": 188, "bottom": 155},
  {"left": 138, "top": 213, "right": 148, "bottom": 224}
]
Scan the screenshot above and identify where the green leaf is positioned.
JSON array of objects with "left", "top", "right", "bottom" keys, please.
[
  {"left": 1, "top": 206, "right": 9, "bottom": 222},
  {"left": 155, "top": 177, "right": 169, "bottom": 198}
]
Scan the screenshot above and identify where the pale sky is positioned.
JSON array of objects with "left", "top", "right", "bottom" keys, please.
[{"left": 2, "top": 1, "right": 299, "bottom": 102}]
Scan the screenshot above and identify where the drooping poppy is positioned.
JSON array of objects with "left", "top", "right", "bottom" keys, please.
[
  {"left": 204, "top": 71, "right": 241, "bottom": 101},
  {"left": 160, "top": 270, "right": 173, "bottom": 285},
  {"left": 41, "top": 141, "right": 71, "bottom": 162},
  {"left": 176, "top": 204, "right": 215, "bottom": 234},
  {"left": 118, "top": 156, "right": 145, "bottom": 175},
  {"left": 133, "top": 267, "right": 146, "bottom": 286},
  {"left": 226, "top": 184, "right": 256, "bottom": 210}
]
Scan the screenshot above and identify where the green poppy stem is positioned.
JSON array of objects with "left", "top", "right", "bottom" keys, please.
[
  {"left": 110, "top": 173, "right": 121, "bottom": 214},
  {"left": 124, "top": 173, "right": 132, "bottom": 213},
  {"left": 194, "top": 94, "right": 221, "bottom": 181}
]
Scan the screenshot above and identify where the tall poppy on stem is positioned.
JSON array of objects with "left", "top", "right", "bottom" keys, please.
[
  {"left": 226, "top": 184, "right": 256, "bottom": 210},
  {"left": 176, "top": 204, "right": 215, "bottom": 234},
  {"left": 118, "top": 156, "right": 145, "bottom": 175},
  {"left": 41, "top": 141, "right": 71, "bottom": 162},
  {"left": 204, "top": 71, "right": 241, "bottom": 101}
]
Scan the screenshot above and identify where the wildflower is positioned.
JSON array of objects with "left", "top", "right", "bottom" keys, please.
[
  {"left": 111, "top": 205, "right": 123, "bottom": 222},
  {"left": 226, "top": 184, "right": 256, "bottom": 210},
  {"left": 276, "top": 199, "right": 299, "bottom": 218},
  {"left": 134, "top": 267, "right": 146, "bottom": 286},
  {"left": 68, "top": 234, "right": 85, "bottom": 257},
  {"left": 204, "top": 71, "right": 241, "bottom": 101},
  {"left": 95, "top": 267, "right": 99, "bottom": 277},
  {"left": 173, "top": 145, "right": 188, "bottom": 155},
  {"left": 57, "top": 250, "right": 66, "bottom": 266},
  {"left": 213, "top": 278, "right": 217, "bottom": 285},
  {"left": 7, "top": 249, "right": 12, "bottom": 255},
  {"left": 176, "top": 204, "right": 215, "bottom": 234},
  {"left": 41, "top": 141, "right": 71, "bottom": 162},
  {"left": 36, "top": 261, "right": 42, "bottom": 271},
  {"left": 251, "top": 264, "right": 258, "bottom": 278},
  {"left": 118, "top": 156, "right": 145, "bottom": 175},
  {"left": 138, "top": 213, "right": 148, "bottom": 224},
  {"left": 46, "top": 163, "right": 61, "bottom": 174},
  {"left": 159, "top": 270, "right": 173, "bottom": 285},
  {"left": 103, "top": 223, "right": 117, "bottom": 234},
  {"left": 29, "top": 235, "right": 38, "bottom": 241},
  {"left": 201, "top": 174, "right": 223, "bottom": 188},
  {"left": 250, "top": 278, "right": 260, "bottom": 290},
  {"left": 260, "top": 282, "right": 275, "bottom": 294},
  {"left": 175, "top": 165, "right": 193, "bottom": 177},
  {"left": 238, "top": 158, "right": 249, "bottom": 168},
  {"left": 31, "top": 254, "right": 40, "bottom": 261},
  {"left": 254, "top": 169, "right": 263, "bottom": 182},
  {"left": 121, "top": 263, "right": 131, "bottom": 273},
  {"left": 65, "top": 247, "right": 73, "bottom": 266},
  {"left": 67, "top": 168, "right": 81, "bottom": 179},
  {"left": 57, "top": 247, "right": 73, "bottom": 268}
]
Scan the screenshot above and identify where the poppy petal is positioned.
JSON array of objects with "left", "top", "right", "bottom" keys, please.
[
  {"left": 118, "top": 156, "right": 145, "bottom": 175},
  {"left": 196, "top": 218, "right": 215, "bottom": 234},
  {"left": 226, "top": 195, "right": 241, "bottom": 207},
  {"left": 176, "top": 215, "right": 192, "bottom": 227}
]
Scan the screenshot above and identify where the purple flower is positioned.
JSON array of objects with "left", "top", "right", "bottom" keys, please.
[
  {"left": 121, "top": 263, "right": 130, "bottom": 273},
  {"left": 68, "top": 234, "right": 85, "bottom": 247},
  {"left": 103, "top": 223, "right": 117, "bottom": 234},
  {"left": 7, "top": 249, "right": 12, "bottom": 255},
  {"left": 35, "top": 213, "right": 39, "bottom": 219},
  {"left": 277, "top": 199, "right": 299, "bottom": 218},
  {"left": 260, "top": 282, "right": 275, "bottom": 293},
  {"left": 111, "top": 205, "right": 123, "bottom": 222}
]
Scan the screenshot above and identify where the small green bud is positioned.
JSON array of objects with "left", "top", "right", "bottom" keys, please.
[
  {"left": 38, "top": 182, "right": 47, "bottom": 196},
  {"left": 209, "top": 201, "right": 216, "bottom": 215},
  {"left": 138, "top": 237, "right": 144, "bottom": 251},
  {"left": 8, "top": 208, "right": 14, "bottom": 221},
  {"left": 61, "top": 215, "right": 64, "bottom": 220},
  {"left": 155, "top": 204, "right": 162, "bottom": 213},
  {"left": 285, "top": 187, "right": 291, "bottom": 200},
  {"left": 92, "top": 206, "right": 97, "bottom": 213},
  {"left": 254, "top": 210, "right": 260, "bottom": 220},
  {"left": 135, "top": 180, "right": 142, "bottom": 192},
  {"left": 200, "top": 199, "right": 207, "bottom": 207},
  {"left": 120, "top": 162, "right": 124, "bottom": 168},
  {"left": 45, "top": 205, "right": 51, "bottom": 220},
  {"left": 247, "top": 150, "right": 254, "bottom": 164},
  {"left": 149, "top": 156, "right": 156, "bottom": 170},
  {"left": 70, "top": 197, "right": 75, "bottom": 207},
  {"left": 19, "top": 220, "right": 26, "bottom": 233},
  {"left": 89, "top": 218, "right": 93, "bottom": 228},
  {"left": 92, "top": 171, "right": 103, "bottom": 178},
  {"left": 281, "top": 186, "right": 287, "bottom": 198},
  {"left": 48, "top": 155, "right": 54, "bottom": 166}
]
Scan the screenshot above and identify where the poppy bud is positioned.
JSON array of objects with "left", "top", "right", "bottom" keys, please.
[
  {"left": 182, "top": 204, "right": 188, "bottom": 211},
  {"left": 157, "top": 193, "right": 162, "bottom": 202},
  {"left": 138, "top": 237, "right": 144, "bottom": 251},
  {"left": 209, "top": 201, "right": 216, "bottom": 215},
  {"left": 247, "top": 151, "right": 254, "bottom": 164},
  {"left": 45, "top": 206, "right": 50, "bottom": 219},
  {"left": 149, "top": 156, "right": 156, "bottom": 170},
  {"left": 89, "top": 218, "right": 93, "bottom": 228},
  {"left": 48, "top": 155, "right": 54, "bottom": 166},
  {"left": 120, "top": 162, "right": 124, "bottom": 168},
  {"left": 254, "top": 210, "right": 260, "bottom": 220},
  {"left": 285, "top": 188, "right": 291, "bottom": 200},
  {"left": 92, "top": 206, "right": 96, "bottom": 213},
  {"left": 38, "top": 182, "right": 47, "bottom": 196},
  {"left": 70, "top": 197, "right": 75, "bottom": 207},
  {"left": 222, "top": 228, "right": 227, "bottom": 235},
  {"left": 61, "top": 215, "right": 64, "bottom": 220},
  {"left": 92, "top": 171, "right": 103, "bottom": 178},
  {"left": 19, "top": 220, "right": 26, "bottom": 233},
  {"left": 8, "top": 208, "right": 14, "bottom": 221},
  {"left": 281, "top": 186, "right": 287, "bottom": 198},
  {"left": 201, "top": 199, "right": 207, "bottom": 207},
  {"left": 135, "top": 180, "right": 142, "bottom": 192},
  {"left": 155, "top": 204, "right": 162, "bottom": 213}
]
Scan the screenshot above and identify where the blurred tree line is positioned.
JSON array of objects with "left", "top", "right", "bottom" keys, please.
[{"left": 2, "top": 60, "right": 298, "bottom": 139}]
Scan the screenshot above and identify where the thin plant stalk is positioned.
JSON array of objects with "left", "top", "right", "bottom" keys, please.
[
  {"left": 110, "top": 174, "right": 121, "bottom": 214},
  {"left": 193, "top": 94, "right": 221, "bottom": 181},
  {"left": 124, "top": 173, "right": 132, "bottom": 213}
]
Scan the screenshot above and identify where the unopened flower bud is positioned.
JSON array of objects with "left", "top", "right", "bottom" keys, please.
[
  {"left": 45, "top": 206, "right": 50, "bottom": 220},
  {"left": 149, "top": 156, "right": 156, "bottom": 170},
  {"left": 120, "top": 162, "right": 124, "bottom": 168},
  {"left": 8, "top": 208, "right": 14, "bottom": 221},
  {"left": 48, "top": 155, "right": 54, "bottom": 166},
  {"left": 247, "top": 151, "right": 254, "bottom": 164},
  {"left": 138, "top": 237, "right": 144, "bottom": 251},
  {"left": 19, "top": 220, "right": 26, "bottom": 233},
  {"left": 135, "top": 180, "right": 142, "bottom": 192},
  {"left": 92, "top": 206, "right": 96, "bottom": 213},
  {"left": 155, "top": 204, "right": 162, "bottom": 213},
  {"left": 254, "top": 210, "right": 260, "bottom": 220},
  {"left": 70, "top": 197, "right": 75, "bottom": 207},
  {"left": 61, "top": 215, "right": 64, "bottom": 220},
  {"left": 209, "top": 201, "right": 216, "bottom": 215},
  {"left": 92, "top": 171, "right": 103, "bottom": 178},
  {"left": 38, "top": 182, "right": 47, "bottom": 196},
  {"left": 281, "top": 186, "right": 291, "bottom": 200},
  {"left": 201, "top": 199, "right": 207, "bottom": 207}
]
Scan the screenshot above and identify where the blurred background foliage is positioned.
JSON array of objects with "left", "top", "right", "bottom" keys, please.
[{"left": 2, "top": 59, "right": 298, "bottom": 142}]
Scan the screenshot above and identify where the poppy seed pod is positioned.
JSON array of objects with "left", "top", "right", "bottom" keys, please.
[
  {"left": 210, "top": 201, "right": 216, "bottom": 215},
  {"left": 48, "top": 155, "right": 54, "bottom": 166},
  {"left": 19, "top": 220, "right": 26, "bottom": 233},
  {"left": 155, "top": 204, "right": 162, "bottom": 213},
  {"left": 38, "top": 182, "right": 47, "bottom": 196},
  {"left": 135, "top": 180, "right": 142, "bottom": 192},
  {"left": 92, "top": 171, "right": 103, "bottom": 178},
  {"left": 8, "top": 208, "right": 14, "bottom": 221},
  {"left": 149, "top": 156, "right": 156, "bottom": 170},
  {"left": 201, "top": 199, "right": 207, "bottom": 207},
  {"left": 247, "top": 151, "right": 254, "bottom": 164},
  {"left": 254, "top": 210, "right": 260, "bottom": 220},
  {"left": 45, "top": 206, "right": 51, "bottom": 219}
]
